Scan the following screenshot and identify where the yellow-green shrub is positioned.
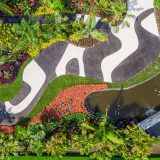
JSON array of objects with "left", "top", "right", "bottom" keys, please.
[{"left": 34, "top": 6, "right": 55, "bottom": 16}]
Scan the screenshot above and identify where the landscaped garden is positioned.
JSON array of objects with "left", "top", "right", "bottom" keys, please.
[{"left": 0, "top": 0, "right": 160, "bottom": 159}]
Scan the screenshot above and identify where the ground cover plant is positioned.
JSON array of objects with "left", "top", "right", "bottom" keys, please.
[{"left": 0, "top": 113, "right": 157, "bottom": 160}]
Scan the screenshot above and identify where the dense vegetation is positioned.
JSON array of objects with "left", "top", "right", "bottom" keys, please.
[
  {"left": 0, "top": 0, "right": 126, "bottom": 64},
  {"left": 0, "top": 114, "right": 157, "bottom": 160}
]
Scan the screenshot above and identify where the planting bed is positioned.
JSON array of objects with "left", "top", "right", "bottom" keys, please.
[
  {"left": 71, "top": 36, "right": 99, "bottom": 48},
  {"left": 2, "top": 0, "right": 36, "bottom": 15},
  {"left": 0, "top": 54, "right": 29, "bottom": 84},
  {"left": 71, "top": 0, "right": 127, "bottom": 25},
  {"left": 0, "top": 84, "right": 108, "bottom": 133}
]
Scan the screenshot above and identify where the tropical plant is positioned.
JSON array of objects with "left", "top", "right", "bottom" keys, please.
[
  {"left": 14, "top": 123, "right": 46, "bottom": 156},
  {"left": 44, "top": 0, "right": 65, "bottom": 12},
  {"left": 11, "top": 19, "right": 44, "bottom": 55},
  {"left": 94, "top": 0, "right": 126, "bottom": 25},
  {"left": 3, "top": 70, "right": 12, "bottom": 79},
  {"left": 71, "top": 114, "right": 156, "bottom": 160},
  {"left": 0, "top": 133, "right": 18, "bottom": 159},
  {"left": 27, "top": 123, "right": 46, "bottom": 141},
  {"left": 0, "top": 0, "right": 14, "bottom": 15},
  {"left": 19, "top": 0, "right": 31, "bottom": 16},
  {"left": 45, "top": 133, "right": 69, "bottom": 158},
  {"left": 70, "top": 15, "right": 108, "bottom": 42}
]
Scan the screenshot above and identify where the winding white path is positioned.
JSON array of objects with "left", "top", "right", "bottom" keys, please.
[
  {"left": 5, "top": 60, "right": 46, "bottom": 114},
  {"left": 141, "top": 13, "right": 159, "bottom": 36},
  {"left": 101, "top": 0, "right": 158, "bottom": 82},
  {"left": 56, "top": 44, "right": 86, "bottom": 77}
]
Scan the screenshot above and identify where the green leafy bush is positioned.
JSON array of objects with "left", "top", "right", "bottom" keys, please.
[
  {"left": 154, "top": 0, "right": 160, "bottom": 8},
  {"left": 0, "top": 0, "right": 14, "bottom": 15}
]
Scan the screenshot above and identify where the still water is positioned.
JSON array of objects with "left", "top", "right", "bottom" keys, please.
[{"left": 85, "top": 75, "right": 160, "bottom": 123}]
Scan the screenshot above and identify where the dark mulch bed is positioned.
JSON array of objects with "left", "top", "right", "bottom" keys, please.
[
  {"left": 71, "top": 37, "right": 100, "bottom": 48},
  {"left": 0, "top": 54, "right": 29, "bottom": 84}
]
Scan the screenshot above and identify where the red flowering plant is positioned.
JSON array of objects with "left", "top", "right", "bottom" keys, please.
[
  {"left": 31, "top": 84, "right": 108, "bottom": 124},
  {"left": 0, "top": 84, "right": 108, "bottom": 134}
]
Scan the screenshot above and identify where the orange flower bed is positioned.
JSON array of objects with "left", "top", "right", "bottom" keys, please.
[
  {"left": 0, "top": 125, "right": 16, "bottom": 134},
  {"left": 31, "top": 84, "right": 108, "bottom": 123},
  {"left": 0, "top": 84, "right": 108, "bottom": 133}
]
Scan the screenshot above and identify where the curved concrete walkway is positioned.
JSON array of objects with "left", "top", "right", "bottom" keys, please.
[
  {"left": 101, "top": 0, "right": 159, "bottom": 82},
  {"left": 5, "top": 61, "right": 46, "bottom": 114},
  {"left": 111, "top": 8, "right": 160, "bottom": 81}
]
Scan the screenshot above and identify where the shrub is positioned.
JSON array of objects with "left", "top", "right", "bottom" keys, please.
[{"left": 155, "top": 0, "right": 160, "bottom": 9}]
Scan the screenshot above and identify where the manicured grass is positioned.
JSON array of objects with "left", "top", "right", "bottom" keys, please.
[
  {"left": 108, "top": 57, "right": 160, "bottom": 88},
  {"left": 0, "top": 58, "right": 32, "bottom": 101},
  {"left": 154, "top": 0, "right": 160, "bottom": 9},
  {"left": 28, "top": 75, "right": 104, "bottom": 118}
]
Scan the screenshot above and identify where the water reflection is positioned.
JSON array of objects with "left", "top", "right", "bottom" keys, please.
[{"left": 85, "top": 75, "right": 160, "bottom": 127}]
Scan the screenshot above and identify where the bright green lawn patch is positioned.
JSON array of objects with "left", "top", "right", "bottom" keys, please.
[
  {"left": 108, "top": 57, "right": 160, "bottom": 88},
  {"left": 27, "top": 75, "right": 104, "bottom": 118},
  {"left": 0, "top": 58, "right": 32, "bottom": 101},
  {"left": 154, "top": 0, "right": 160, "bottom": 8}
]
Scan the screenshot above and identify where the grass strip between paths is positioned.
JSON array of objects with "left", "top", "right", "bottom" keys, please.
[{"left": 108, "top": 57, "right": 160, "bottom": 88}]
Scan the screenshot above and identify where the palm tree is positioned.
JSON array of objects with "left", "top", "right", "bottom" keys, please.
[{"left": 0, "top": 0, "right": 14, "bottom": 16}]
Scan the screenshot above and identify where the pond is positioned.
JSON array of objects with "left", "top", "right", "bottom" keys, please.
[{"left": 85, "top": 74, "right": 160, "bottom": 127}]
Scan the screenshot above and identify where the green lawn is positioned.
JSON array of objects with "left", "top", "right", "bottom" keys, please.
[{"left": 0, "top": 58, "right": 32, "bottom": 101}]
